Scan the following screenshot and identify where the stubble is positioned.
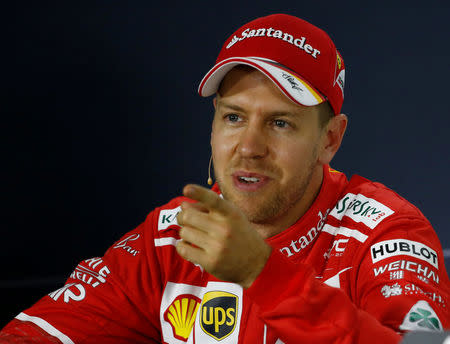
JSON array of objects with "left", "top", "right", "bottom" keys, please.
[{"left": 215, "top": 144, "right": 319, "bottom": 226}]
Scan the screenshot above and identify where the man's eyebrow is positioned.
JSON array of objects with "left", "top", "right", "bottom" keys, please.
[
  {"left": 268, "top": 111, "right": 303, "bottom": 119},
  {"left": 216, "top": 100, "right": 245, "bottom": 112},
  {"left": 216, "top": 100, "right": 302, "bottom": 118}
]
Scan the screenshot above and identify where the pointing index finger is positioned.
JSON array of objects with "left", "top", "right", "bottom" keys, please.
[{"left": 183, "top": 184, "right": 230, "bottom": 215}]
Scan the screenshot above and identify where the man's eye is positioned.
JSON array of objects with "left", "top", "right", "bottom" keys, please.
[
  {"left": 274, "top": 119, "right": 289, "bottom": 128},
  {"left": 226, "top": 114, "right": 240, "bottom": 122}
]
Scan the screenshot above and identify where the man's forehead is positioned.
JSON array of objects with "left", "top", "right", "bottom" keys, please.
[
  {"left": 218, "top": 65, "right": 269, "bottom": 91},
  {"left": 217, "top": 67, "right": 289, "bottom": 103}
]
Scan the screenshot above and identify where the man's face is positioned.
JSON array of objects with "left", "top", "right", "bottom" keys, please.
[{"left": 211, "top": 67, "right": 326, "bottom": 226}]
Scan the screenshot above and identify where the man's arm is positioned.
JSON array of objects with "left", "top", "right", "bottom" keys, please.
[
  {"left": 245, "top": 248, "right": 402, "bottom": 343},
  {"left": 175, "top": 184, "right": 449, "bottom": 343},
  {"left": 0, "top": 216, "right": 162, "bottom": 343}
]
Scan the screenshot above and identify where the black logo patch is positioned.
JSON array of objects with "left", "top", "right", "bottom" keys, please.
[{"left": 200, "top": 291, "right": 238, "bottom": 340}]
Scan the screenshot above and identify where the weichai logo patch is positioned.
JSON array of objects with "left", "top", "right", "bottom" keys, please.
[
  {"left": 163, "top": 294, "right": 201, "bottom": 341},
  {"left": 200, "top": 291, "right": 238, "bottom": 340}
]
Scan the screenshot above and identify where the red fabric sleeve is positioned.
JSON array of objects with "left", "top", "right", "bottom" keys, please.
[
  {"left": 245, "top": 249, "right": 402, "bottom": 344},
  {"left": 0, "top": 212, "right": 163, "bottom": 344},
  {"left": 0, "top": 320, "right": 62, "bottom": 343},
  {"left": 353, "top": 217, "right": 450, "bottom": 333}
]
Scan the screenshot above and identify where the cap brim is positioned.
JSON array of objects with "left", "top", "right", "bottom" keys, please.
[{"left": 198, "top": 57, "right": 326, "bottom": 107}]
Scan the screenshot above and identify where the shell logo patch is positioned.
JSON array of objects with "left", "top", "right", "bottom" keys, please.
[
  {"left": 200, "top": 291, "right": 238, "bottom": 341},
  {"left": 164, "top": 294, "right": 201, "bottom": 341}
]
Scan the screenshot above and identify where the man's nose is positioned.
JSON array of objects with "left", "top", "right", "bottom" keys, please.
[{"left": 237, "top": 125, "right": 268, "bottom": 159}]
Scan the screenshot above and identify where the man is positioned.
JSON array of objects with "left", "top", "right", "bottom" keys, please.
[{"left": 1, "top": 13, "right": 449, "bottom": 344}]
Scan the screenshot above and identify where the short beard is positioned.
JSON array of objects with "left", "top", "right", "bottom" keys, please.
[
  {"left": 216, "top": 145, "right": 319, "bottom": 225},
  {"left": 248, "top": 163, "right": 315, "bottom": 224}
]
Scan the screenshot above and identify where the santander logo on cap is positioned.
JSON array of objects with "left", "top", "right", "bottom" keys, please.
[
  {"left": 198, "top": 14, "right": 346, "bottom": 115},
  {"left": 226, "top": 26, "right": 321, "bottom": 60}
]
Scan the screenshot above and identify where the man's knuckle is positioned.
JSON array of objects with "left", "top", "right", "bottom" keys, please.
[
  {"left": 182, "top": 209, "right": 194, "bottom": 224},
  {"left": 177, "top": 211, "right": 184, "bottom": 225},
  {"left": 176, "top": 241, "right": 186, "bottom": 256}
]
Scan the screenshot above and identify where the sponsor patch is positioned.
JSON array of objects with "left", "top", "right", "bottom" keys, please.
[
  {"left": 200, "top": 291, "right": 238, "bottom": 341},
  {"left": 371, "top": 239, "right": 438, "bottom": 268},
  {"left": 49, "top": 283, "right": 86, "bottom": 303},
  {"left": 279, "top": 210, "right": 330, "bottom": 258},
  {"left": 329, "top": 193, "right": 394, "bottom": 229},
  {"left": 160, "top": 282, "right": 243, "bottom": 343},
  {"left": 400, "top": 300, "right": 443, "bottom": 332},
  {"left": 160, "top": 282, "right": 205, "bottom": 344},
  {"left": 390, "top": 271, "right": 404, "bottom": 280},
  {"left": 69, "top": 257, "right": 111, "bottom": 288},
  {"left": 372, "top": 259, "right": 439, "bottom": 284},
  {"left": 226, "top": 27, "right": 321, "bottom": 59},
  {"left": 164, "top": 294, "right": 201, "bottom": 342},
  {"left": 113, "top": 234, "right": 140, "bottom": 256},
  {"left": 335, "top": 69, "right": 345, "bottom": 95},
  {"left": 381, "top": 283, "right": 402, "bottom": 298},
  {"left": 158, "top": 206, "right": 182, "bottom": 230},
  {"left": 333, "top": 51, "right": 345, "bottom": 95},
  {"left": 404, "top": 283, "right": 447, "bottom": 307},
  {"left": 323, "top": 238, "right": 349, "bottom": 259},
  {"left": 336, "top": 52, "right": 342, "bottom": 69},
  {"left": 193, "top": 282, "right": 243, "bottom": 344}
]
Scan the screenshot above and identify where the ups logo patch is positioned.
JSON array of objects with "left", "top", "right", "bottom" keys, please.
[{"left": 200, "top": 291, "right": 238, "bottom": 340}]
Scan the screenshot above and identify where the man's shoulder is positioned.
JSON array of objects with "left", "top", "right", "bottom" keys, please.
[
  {"left": 345, "top": 174, "right": 427, "bottom": 220},
  {"left": 103, "top": 194, "right": 189, "bottom": 267},
  {"left": 325, "top": 174, "right": 443, "bottom": 279},
  {"left": 328, "top": 174, "right": 430, "bottom": 234}
]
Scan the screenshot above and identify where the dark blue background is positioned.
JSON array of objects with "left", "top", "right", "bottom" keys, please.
[{"left": 3, "top": 0, "right": 449, "bottom": 326}]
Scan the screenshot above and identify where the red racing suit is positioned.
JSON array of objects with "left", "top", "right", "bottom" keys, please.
[{"left": 1, "top": 165, "right": 450, "bottom": 343}]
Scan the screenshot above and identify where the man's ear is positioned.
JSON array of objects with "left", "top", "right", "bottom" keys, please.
[
  {"left": 211, "top": 97, "right": 217, "bottom": 147},
  {"left": 318, "top": 114, "right": 348, "bottom": 165}
]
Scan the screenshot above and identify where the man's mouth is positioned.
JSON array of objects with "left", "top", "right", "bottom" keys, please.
[
  {"left": 232, "top": 171, "right": 270, "bottom": 191},
  {"left": 238, "top": 176, "right": 260, "bottom": 184}
]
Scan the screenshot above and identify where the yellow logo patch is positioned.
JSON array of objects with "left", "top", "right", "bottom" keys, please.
[
  {"left": 200, "top": 291, "right": 238, "bottom": 340},
  {"left": 164, "top": 294, "right": 201, "bottom": 341}
]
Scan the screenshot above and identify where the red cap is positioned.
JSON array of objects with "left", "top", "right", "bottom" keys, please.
[{"left": 198, "top": 14, "right": 345, "bottom": 115}]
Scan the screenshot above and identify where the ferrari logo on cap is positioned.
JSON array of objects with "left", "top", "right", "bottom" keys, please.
[
  {"left": 336, "top": 52, "right": 342, "bottom": 69},
  {"left": 334, "top": 51, "right": 345, "bottom": 96}
]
